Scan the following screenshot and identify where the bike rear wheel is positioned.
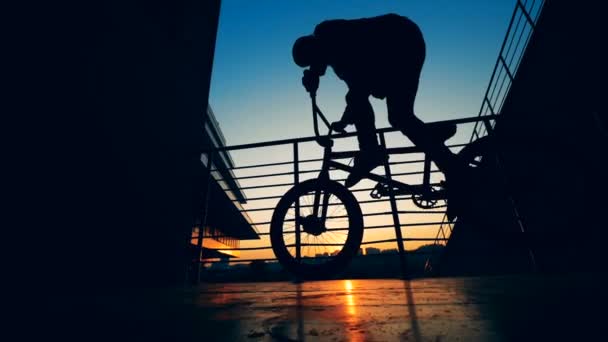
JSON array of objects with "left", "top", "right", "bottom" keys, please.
[
  {"left": 446, "top": 135, "right": 495, "bottom": 221},
  {"left": 270, "top": 179, "right": 363, "bottom": 279},
  {"left": 458, "top": 136, "right": 492, "bottom": 168}
]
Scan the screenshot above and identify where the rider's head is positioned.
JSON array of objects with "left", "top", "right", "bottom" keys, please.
[{"left": 292, "top": 35, "right": 318, "bottom": 67}]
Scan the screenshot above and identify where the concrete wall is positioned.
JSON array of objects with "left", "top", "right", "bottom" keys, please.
[
  {"left": 441, "top": 0, "right": 607, "bottom": 274},
  {"left": 494, "top": 0, "right": 607, "bottom": 272},
  {"left": 14, "top": 0, "right": 221, "bottom": 290}
]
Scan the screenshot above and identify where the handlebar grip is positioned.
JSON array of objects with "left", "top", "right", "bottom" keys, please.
[{"left": 316, "top": 136, "right": 334, "bottom": 148}]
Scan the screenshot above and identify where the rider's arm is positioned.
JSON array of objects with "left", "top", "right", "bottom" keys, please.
[
  {"left": 340, "top": 88, "right": 368, "bottom": 125},
  {"left": 329, "top": 89, "right": 362, "bottom": 133}
]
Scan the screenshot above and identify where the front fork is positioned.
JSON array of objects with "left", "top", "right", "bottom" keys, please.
[{"left": 311, "top": 145, "right": 332, "bottom": 226}]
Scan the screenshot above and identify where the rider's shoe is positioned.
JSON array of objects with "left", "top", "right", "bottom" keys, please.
[{"left": 345, "top": 148, "right": 388, "bottom": 188}]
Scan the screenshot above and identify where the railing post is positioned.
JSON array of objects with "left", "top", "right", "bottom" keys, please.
[
  {"left": 499, "top": 56, "right": 515, "bottom": 82},
  {"left": 193, "top": 150, "right": 214, "bottom": 285},
  {"left": 293, "top": 142, "right": 301, "bottom": 262},
  {"left": 379, "top": 133, "right": 408, "bottom": 278},
  {"left": 516, "top": 0, "right": 536, "bottom": 29}
]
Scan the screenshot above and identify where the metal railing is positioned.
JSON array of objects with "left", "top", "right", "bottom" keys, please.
[
  {"left": 425, "top": 0, "right": 545, "bottom": 273},
  {"left": 198, "top": 115, "right": 495, "bottom": 279},
  {"left": 471, "top": 0, "right": 545, "bottom": 141}
]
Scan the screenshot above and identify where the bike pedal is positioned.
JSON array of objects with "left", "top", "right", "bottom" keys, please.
[
  {"left": 370, "top": 188, "right": 381, "bottom": 199},
  {"left": 370, "top": 183, "right": 388, "bottom": 199},
  {"left": 369, "top": 183, "right": 382, "bottom": 199}
]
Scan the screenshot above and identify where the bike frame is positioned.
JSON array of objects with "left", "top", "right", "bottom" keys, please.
[{"left": 309, "top": 95, "right": 444, "bottom": 222}]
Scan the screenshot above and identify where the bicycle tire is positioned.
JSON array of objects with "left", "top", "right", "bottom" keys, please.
[{"left": 270, "top": 179, "right": 363, "bottom": 279}]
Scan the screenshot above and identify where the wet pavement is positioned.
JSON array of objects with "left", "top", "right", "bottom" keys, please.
[
  {"left": 43, "top": 273, "right": 606, "bottom": 341},
  {"left": 198, "top": 278, "right": 502, "bottom": 341}
]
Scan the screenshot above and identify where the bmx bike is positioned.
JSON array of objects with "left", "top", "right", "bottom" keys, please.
[{"left": 270, "top": 95, "right": 491, "bottom": 279}]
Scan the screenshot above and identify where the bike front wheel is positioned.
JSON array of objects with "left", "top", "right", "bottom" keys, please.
[{"left": 270, "top": 179, "right": 363, "bottom": 279}]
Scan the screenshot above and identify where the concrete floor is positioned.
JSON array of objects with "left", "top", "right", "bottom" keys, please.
[{"left": 42, "top": 274, "right": 606, "bottom": 341}]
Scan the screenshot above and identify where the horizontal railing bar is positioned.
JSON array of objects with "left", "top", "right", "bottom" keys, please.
[
  {"left": 233, "top": 170, "right": 296, "bottom": 180},
  {"left": 239, "top": 182, "right": 294, "bottom": 190},
  {"left": 397, "top": 211, "right": 446, "bottom": 214},
  {"left": 240, "top": 197, "right": 394, "bottom": 213},
  {"left": 204, "top": 238, "right": 449, "bottom": 251},
  {"left": 219, "top": 157, "right": 324, "bottom": 171},
  {"left": 233, "top": 183, "right": 441, "bottom": 202},
  {"left": 359, "top": 238, "right": 447, "bottom": 245},
  {"left": 322, "top": 221, "right": 446, "bottom": 232},
  {"left": 227, "top": 168, "right": 442, "bottom": 186},
  {"left": 251, "top": 220, "right": 447, "bottom": 232},
  {"left": 281, "top": 210, "right": 445, "bottom": 216},
  {"left": 331, "top": 143, "right": 469, "bottom": 160},
  {"left": 241, "top": 198, "right": 393, "bottom": 213},
  {"left": 204, "top": 115, "right": 497, "bottom": 153},
  {"left": 239, "top": 196, "right": 448, "bottom": 213},
  {"left": 201, "top": 250, "right": 444, "bottom": 263},
  {"left": 234, "top": 194, "right": 285, "bottom": 202},
  {"left": 389, "top": 159, "right": 425, "bottom": 166},
  {"left": 228, "top": 166, "right": 346, "bottom": 181},
  {"left": 234, "top": 170, "right": 442, "bottom": 191}
]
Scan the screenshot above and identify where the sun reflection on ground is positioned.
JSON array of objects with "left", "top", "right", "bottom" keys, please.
[
  {"left": 344, "top": 280, "right": 356, "bottom": 316},
  {"left": 342, "top": 279, "right": 364, "bottom": 341}
]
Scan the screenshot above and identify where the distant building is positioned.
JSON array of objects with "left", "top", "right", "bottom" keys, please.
[
  {"left": 358, "top": 248, "right": 363, "bottom": 255},
  {"left": 190, "top": 106, "right": 259, "bottom": 261},
  {"left": 381, "top": 248, "right": 398, "bottom": 254},
  {"left": 209, "top": 257, "right": 230, "bottom": 270},
  {"left": 366, "top": 247, "right": 380, "bottom": 255}
]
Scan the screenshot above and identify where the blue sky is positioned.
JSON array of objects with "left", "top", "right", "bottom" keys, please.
[{"left": 210, "top": 0, "right": 517, "bottom": 147}]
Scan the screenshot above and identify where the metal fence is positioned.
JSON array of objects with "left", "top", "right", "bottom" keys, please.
[
  {"left": 424, "top": 0, "right": 546, "bottom": 271},
  {"left": 471, "top": 0, "right": 545, "bottom": 140},
  {"left": 199, "top": 115, "right": 495, "bottom": 279}
]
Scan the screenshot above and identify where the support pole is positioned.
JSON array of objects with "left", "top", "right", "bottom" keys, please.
[
  {"left": 293, "top": 142, "right": 301, "bottom": 262},
  {"left": 193, "top": 150, "right": 214, "bottom": 285},
  {"left": 379, "top": 133, "right": 408, "bottom": 278}
]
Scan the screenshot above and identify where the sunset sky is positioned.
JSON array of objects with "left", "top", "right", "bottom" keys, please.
[{"left": 208, "top": 0, "right": 533, "bottom": 260}]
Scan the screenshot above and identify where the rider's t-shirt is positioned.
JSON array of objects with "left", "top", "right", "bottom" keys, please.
[{"left": 312, "top": 13, "right": 425, "bottom": 99}]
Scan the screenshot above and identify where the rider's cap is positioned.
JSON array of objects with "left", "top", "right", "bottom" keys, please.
[{"left": 292, "top": 35, "right": 316, "bottom": 67}]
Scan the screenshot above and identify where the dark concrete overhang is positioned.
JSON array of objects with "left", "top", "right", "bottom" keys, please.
[{"left": 205, "top": 172, "right": 259, "bottom": 240}]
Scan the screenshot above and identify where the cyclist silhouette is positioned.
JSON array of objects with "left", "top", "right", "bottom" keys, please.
[{"left": 293, "top": 13, "right": 461, "bottom": 187}]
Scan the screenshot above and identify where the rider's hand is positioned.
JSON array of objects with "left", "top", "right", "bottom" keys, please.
[
  {"left": 302, "top": 69, "right": 320, "bottom": 94},
  {"left": 331, "top": 120, "right": 347, "bottom": 133}
]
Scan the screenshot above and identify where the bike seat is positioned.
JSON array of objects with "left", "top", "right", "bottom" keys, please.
[{"left": 431, "top": 123, "right": 457, "bottom": 143}]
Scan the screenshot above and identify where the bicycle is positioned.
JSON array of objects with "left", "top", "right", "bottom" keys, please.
[{"left": 270, "top": 95, "right": 491, "bottom": 279}]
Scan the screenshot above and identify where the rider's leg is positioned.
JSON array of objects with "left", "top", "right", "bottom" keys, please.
[
  {"left": 347, "top": 90, "right": 381, "bottom": 152},
  {"left": 344, "top": 90, "right": 387, "bottom": 187},
  {"left": 386, "top": 82, "right": 459, "bottom": 174}
]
